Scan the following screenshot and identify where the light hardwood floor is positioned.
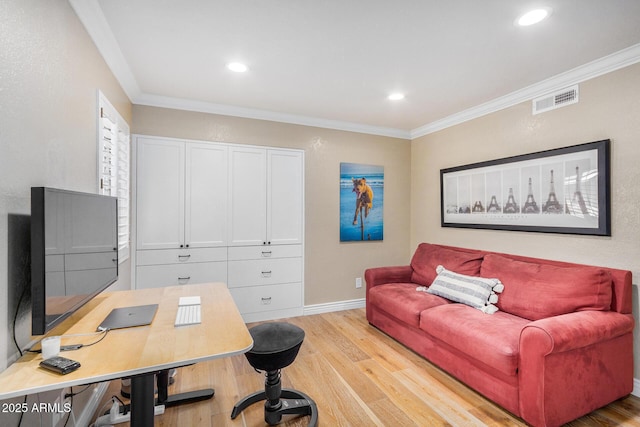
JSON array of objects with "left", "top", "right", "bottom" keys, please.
[{"left": 93, "top": 309, "right": 640, "bottom": 426}]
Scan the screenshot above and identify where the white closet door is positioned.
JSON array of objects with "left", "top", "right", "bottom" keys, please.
[
  {"left": 185, "top": 143, "right": 228, "bottom": 247},
  {"left": 267, "top": 150, "right": 303, "bottom": 245},
  {"left": 228, "top": 146, "right": 267, "bottom": 246},
  {"left": 136, "top": 137, "right": 185, "bottom": 250}
]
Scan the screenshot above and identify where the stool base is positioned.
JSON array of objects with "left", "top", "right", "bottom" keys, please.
[{"left": 231, "top": 388, "right": 318, "bottom": 426}]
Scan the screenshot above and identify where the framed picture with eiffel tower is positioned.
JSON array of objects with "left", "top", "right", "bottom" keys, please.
[{"left": 440, "top": 139, "right": 610, "bottom": 236}]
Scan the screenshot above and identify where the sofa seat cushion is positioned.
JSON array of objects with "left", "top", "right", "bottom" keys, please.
[
  {"left": 368, "top": 283, "right": 450, "bottom": 327},
  {"left": 410, "top": 243, "right": 484, "bottom": 286},
  {"left": 420, "top": 304, "right": 531, "bottom": 377},
  {"left": 481, "top": 254, "right": 613, "bottom": 321}
]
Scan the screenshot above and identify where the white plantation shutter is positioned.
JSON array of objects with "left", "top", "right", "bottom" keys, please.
[{"left": 98, "top": 91, "right": 130, "bottom": 262}]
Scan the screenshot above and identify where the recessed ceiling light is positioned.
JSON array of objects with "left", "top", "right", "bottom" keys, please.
[
  {"left": 517, "top": 7, "right": 552, "bottom": 26},
  {"left": 388, "top": 93, "right": 405, "bottom": 101},
  {"left": 227, "top": 62, "right": 248, "bottom": 73}
]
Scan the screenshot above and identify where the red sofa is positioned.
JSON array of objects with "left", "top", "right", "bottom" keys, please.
[{"left": 365, "top": 243, "right": 634, "bottom": 427}]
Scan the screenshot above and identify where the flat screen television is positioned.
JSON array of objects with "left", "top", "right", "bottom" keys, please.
[{"left": 31, "top": 187, "right": 118, "bottom": 335}]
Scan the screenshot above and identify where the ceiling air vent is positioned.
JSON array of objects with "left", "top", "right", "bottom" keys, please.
[{"left": 532, "top": 85, "right": 579, "bottom": 115}]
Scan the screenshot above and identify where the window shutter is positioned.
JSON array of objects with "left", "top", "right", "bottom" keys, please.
[{"left": 98, "top": 91, "right": 130, "bottom": 262}]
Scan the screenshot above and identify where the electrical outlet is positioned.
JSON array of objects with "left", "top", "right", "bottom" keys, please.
[{"left": 355, "top": 277, "right": 362, "bottom": 288}]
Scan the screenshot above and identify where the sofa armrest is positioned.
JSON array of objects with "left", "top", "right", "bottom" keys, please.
[
  {"left": 364, "top": 265, "right": 413, "bottom": 290},
  {"left": 521, "top": 310, "right": 633, "bottom": 353},
  {"left": 519, "top": 311, "right": 634, "bottom": 426}
]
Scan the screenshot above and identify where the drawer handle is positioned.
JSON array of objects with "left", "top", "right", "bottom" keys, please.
[
  {"left": 261, "top": 251, "right": 272, "bottom": 257},
  {"left": 178, "top": 254, "right": 191, "bottom": 260},
  {"left": 261, "top": 271, "right": 272, "bottom": 277},
  {"left": 261, "top": 297, "right": 272, "bottom": 305},
  {"left": 178, "top": 276, "right": 191, "bottom": 281}
]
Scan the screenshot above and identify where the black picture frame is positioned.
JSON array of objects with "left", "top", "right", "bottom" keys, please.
[{"left": 440, "top": 139, "right": 611, "bottom": 236}]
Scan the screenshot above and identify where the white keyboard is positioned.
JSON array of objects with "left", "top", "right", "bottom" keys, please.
[{"left": 175, "top": 296, "right": 201, "bottom": 326}]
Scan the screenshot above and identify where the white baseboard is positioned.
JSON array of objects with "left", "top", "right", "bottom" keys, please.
[
  {"left": 633, "top": 378, "right": 640, "bottom": 397},
  {"left": 303, "top": 298, "right": 365, "bottom": 316}
]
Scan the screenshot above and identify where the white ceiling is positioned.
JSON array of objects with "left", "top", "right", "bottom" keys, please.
[{"left": 71, "top": 0, "right": 640, "bottom": 139}]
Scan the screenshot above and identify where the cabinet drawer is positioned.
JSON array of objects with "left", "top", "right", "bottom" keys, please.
[
  {"left": 229, "top": 283, "right": 302, "bottom": 314},
  {"left": 46, "top": 255, "right": 64, "bottom": 272},
  {"left": 227, "top": 245, "right": 302, "bottom": 261},
  {"left": 227, "top": 258, "right": 301, "bottom": 287},
  {"left": 66, "top": 268, "right": 118, "bottom": 294},
  {"left": 136, "top": 262, "right": 227, "bottom": 289},
  {"left": 65, "top": 252, "right": 118, "bottom": 271},
  {"left": 136, "top": 247, "right": 227, "bottom": 266}
]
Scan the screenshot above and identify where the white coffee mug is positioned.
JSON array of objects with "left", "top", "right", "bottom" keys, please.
[{"left": 41, "top": 336, "right": 61, "bottom": 360}]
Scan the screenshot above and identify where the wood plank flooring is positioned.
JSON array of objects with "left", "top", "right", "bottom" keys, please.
[{"left": 93, "top": 309, "right": 640, "bottom": 426}]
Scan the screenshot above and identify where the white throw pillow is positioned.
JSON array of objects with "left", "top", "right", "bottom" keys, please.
[{"left": 421, "top": 265, "right": 504, "bottom": 314}]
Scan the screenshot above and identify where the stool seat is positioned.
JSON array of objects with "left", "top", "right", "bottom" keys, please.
[
  {"left": 231, "top": 322, "right": 318, "bottom": 426},
  {"left": 245, "top": 323, "right": 305, "bottom": 372}
]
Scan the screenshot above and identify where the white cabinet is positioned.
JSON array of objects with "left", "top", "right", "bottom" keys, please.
[
  {"left": 229, "top": 147, "right": 303, "bottom": 246},
  {"left": 227, "top": 147, "right": 304, "bottom": 320},
  {"left": 185, "top": 143, "right": 228, "bottom": 247},
  {"left": 133, "top": 136, "right": 304, "bottom": 322},
  {"left": 136, "top": 137, "right": 227, "bottom": 250},
  {"left": 267, "top": 150, "right": 304, "bottom": 245},
  {"left": 229, "top": 283, "right": 303, "bottom": 323},
  {"left": 135, "top": 136, "right": 229, "bottom": 292},
  {"left": 228, "top": 147, "right": 267, "bottom": 246},
  {"left": 227, "top": 245, "right": 303, "bottom": 321},
  {"left": 136, "top": 248, "right": 227, "bottom": 289},
  {"left": 227, "top": 248, "right": 302, "bottom": 287},
  {"left": 136, "top": 137, "right": 184, "bottom": 250}
]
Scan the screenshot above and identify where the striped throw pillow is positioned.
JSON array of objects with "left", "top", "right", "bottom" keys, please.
[{"left": 425, "top": 265, "right": 504, "bottom": 314}]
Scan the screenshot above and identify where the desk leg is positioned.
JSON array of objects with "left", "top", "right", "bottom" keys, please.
[
  {"left": 131, "top": 374, "right": 155, "bottom": 427},
  {"left": 156, "top": 369, "right": 215, "bottom": 407}
]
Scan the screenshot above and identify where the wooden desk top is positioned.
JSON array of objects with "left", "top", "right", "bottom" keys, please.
[{"left": 0, "top": 283, "right": 253, "bottom": 400}]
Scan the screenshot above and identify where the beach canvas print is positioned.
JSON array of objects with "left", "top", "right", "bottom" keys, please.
[{"left": 340, "top": 163, "right": 384, "bottom": 241}]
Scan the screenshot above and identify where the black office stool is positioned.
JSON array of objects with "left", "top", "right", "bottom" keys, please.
[{"left": 231, "top": 322, "right": 318, "bottom": 426}]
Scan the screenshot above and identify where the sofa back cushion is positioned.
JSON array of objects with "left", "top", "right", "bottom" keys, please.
[
  {"left": 410, "top": 243, "right": 483, "bottom": 286},
  {"left": 480, "top": 253, "right": 613, "bottom": 320}
]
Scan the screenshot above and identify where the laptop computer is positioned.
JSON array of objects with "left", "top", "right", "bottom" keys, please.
[{"left": 97, "top": 304, "right": 159, "bottom": 331}]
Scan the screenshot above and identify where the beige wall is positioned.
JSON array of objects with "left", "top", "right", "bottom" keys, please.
[
  {"left": 133, "top": 106, "right": 412, "bottom": 305},
  {"left": 2, "top": 0, "right": 638, "bottom": 408},
  {"left": 411, "top": 62, "right": 640, "bottom": 374},
  {"left": 0, "top": 0, "right": 132, "bottom": 422}
]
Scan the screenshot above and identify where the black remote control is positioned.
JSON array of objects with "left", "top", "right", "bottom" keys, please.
[{"left": 39, "top": 356, "right": 81, "bottom": 375}]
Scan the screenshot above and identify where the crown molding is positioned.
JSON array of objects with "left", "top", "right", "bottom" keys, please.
[
  {"left": 70, "top": 1, "right": 639, "bottom": 141},
  {"left": 69, "top": 0, "right": 141, "bottom": 101},
  {"left": 410, "top": 42, "right": 640, "bottom": 139},
  {"left": 135, "top": 93, "right": 412, "bottom": 139},
  {"left": 70, "top": 1, "right": 409, "bottom": 139}
]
